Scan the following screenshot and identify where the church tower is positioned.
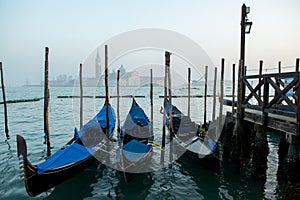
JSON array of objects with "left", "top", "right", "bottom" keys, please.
[{"left": 95, "top": 48, "right": 101, "bottom": 78}]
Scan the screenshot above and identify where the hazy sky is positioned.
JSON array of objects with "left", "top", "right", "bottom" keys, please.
[{"left": 0, "top": 0, "right": 299, "bottom": 86}]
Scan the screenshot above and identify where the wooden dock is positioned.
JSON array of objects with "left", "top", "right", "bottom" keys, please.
[
  {"left": 229, "top": 70, "right": 300, "bottom": 137},
  {"left": 222, "top": 57, "right": 300, "bottom": 199}
]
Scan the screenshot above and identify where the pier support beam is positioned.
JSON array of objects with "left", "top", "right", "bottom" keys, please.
[
  {"left": 241, "top": 122, "right": 253, "bottom": 159},
  {"left": 283, "top": 135, "right": 300, "bottom": 200},
  {"left": 231, "top": 122, "right": 240, "bottom": 162},
  {"left": 277, "top": 133, "right": 289, "bottom": 180},
  {"left": 222, "top": 114, "right": 234, "bottom": 160},
  {"left": 251, "top": 124, "right": 269, "bottom": 180}
]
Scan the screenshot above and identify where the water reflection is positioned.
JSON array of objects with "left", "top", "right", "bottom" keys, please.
[{"left": 46, "top": 162, "right": 100, "bottom": 200}]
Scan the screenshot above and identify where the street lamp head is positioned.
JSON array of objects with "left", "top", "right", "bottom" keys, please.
[
  {"left": 246, "top": 6, "right": 250, "bottom": 14},
  {"left": 245, "top": 21, "right": 253, "bottom": 34}
]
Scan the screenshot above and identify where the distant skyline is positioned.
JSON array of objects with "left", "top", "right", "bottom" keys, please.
[{"left": 0, "top": 0, "right": 299, "bottom": 86}]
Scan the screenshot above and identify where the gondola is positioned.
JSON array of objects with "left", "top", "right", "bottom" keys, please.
[
  {"left": 117, "top": 98, "right": 153, "bottom": 183},
  {"left": 164, "top": 100, "right": 218, "bottom": 161},
  {"left": 17, "top": 103, "right": 116, "bottom": 196}
]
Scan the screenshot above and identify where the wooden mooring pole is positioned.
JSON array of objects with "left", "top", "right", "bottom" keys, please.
[
  {"left": 105, "top": 45, "right": 110, "bottom": 139},
  {"left": 0, "top": 62, "right": 9, "bottom": 138},
  {"left": 275, "top": 61, "right": 281, "bottom": 97},
  {"left": 187, "top": 67, "right": 191, "bottom": 118},
  {"left": 212, "top": 67, "right": 217, "bottom": 120},
  {"left": 218, "top": 59, "right": 225, "bottom": 136},
  {"left": 204, "top": 66, "right": 208, "bottom": 126},
  {"left": 258, "top": 60, "right": 263, "bottom": 99},
  {"left": 168, "top": 53, "right": 173, "bottom": 135},
  {"left": 168, "top": 53, "right": 173, "bottom": 162},
  {"left": 44, "top": 47, "right": 51, "bottom": 157},
  {"left": 161, "top": 52, "right": 170, "bottom": 163},
  {"left": 104, "top": 45, "right": 111, "bottom": 165},
  {"left": 232, "top": 64, "right": 235, "bottom": 115},
  {"left": 117, "top": 70, "right": 120, "bottom": 134},
  {"left": 222, "top": 63, "right": 236, "bottom": 159},
  {"left": 79, "top": 63, "right": 83, "bottom": 129},
  {"left": 150, "top": 69, "right": 153, "bottom": 135},
  {"left": 231, "top": 59, "right": 244, "bottom": 162}
]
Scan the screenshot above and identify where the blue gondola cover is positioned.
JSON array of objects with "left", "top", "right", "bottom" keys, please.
[
  {"left": 96, "top": 104, "right": 116, "bottom": 136},
  {"left": 122, "top": 139, "right": 151, "bottom": 161},
  {"left": 165, "top": 100, "right": 181, "bottom": 116},
  {"left": 37, "top": 143, "right": 95, "bottom": 174},
  {"left": 123, "top": 100, "right": 150, "bottom": 130}
]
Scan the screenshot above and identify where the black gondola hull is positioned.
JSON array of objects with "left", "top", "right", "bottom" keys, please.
[{"left": 17, "top": 135, "right": 98, "bottom": 196}]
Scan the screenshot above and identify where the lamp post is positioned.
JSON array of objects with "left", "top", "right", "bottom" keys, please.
[
  {"left": 240, "top": 4, "right": 252, "bottom": 71},
  {"left": 234, "top": 4, "right": 253, "bottom": 160},
  {"left": 238, "top": 4, "right": 252, "bottom": 119}
]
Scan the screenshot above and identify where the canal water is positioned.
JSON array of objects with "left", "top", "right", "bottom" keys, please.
[{"left": 0, "top": 86, "right": 284, "bottom": 199}]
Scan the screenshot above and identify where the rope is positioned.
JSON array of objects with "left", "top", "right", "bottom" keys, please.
[
  {"left": 24, "top": 172, "right": 38, "bottom": 181},
  {"left": 148, "top": 140, "right": 163, "bottom": 150}
]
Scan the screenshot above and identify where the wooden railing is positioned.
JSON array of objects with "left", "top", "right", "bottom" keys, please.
[{"left": 242, "top": 72, "right": 300, "bottom": 119}]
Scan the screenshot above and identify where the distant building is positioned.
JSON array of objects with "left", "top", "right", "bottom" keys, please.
[
  {"left": 98, "top": 65, "right": 138, "bottom": 86},
  {"left": 41, "top": 74, "right": 75, "bottom": 87},
  {"left": 39, "top": 61, "right": 163, "bottom": 87},
  {"left": 119, "top": 71, "right": 139, "bottom": 86},
  {"left": 140, "top": 76, "right": 164, "bottom": 86},
  {"left": 95, "top": 49, "right": 101, "bottom": 79}
]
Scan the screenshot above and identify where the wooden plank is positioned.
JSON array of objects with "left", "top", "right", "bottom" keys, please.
[
  {"left": 264, "top": 108, "right": 296, "bottom": 118},
  {"left": 244, "top": 108, "right": 296, "bottom": 122},
  {"left": 243, "top": 111, "right": 298, "bottom": 135},
  {"left": 0, "top": 98, "right": 42, "bottom": 104},
  {"left": 246, "top": 71, "right": 300, "bottom": 79},
  {"left": 242, "top": 104, "right": 262, "bottom": 111},
  {"left": 276, "top": 78, "right": 285, "bottom": 87},
  {"left": 96, "top": 95, "right": 145, "bottom": 98},
  {"left": 159, "top": 95, "right": 204, "bottom": 98}
]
